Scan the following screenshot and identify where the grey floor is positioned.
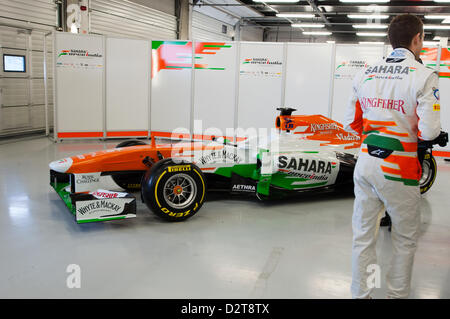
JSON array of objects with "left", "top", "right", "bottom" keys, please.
[{"left": 0, "top": 137, "right": 449, "bottom": 299}]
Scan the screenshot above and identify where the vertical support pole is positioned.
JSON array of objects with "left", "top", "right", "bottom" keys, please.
[
  {"left": 102, "top": 35, "right": 107, "bottom": 140},
  {"left": 27, "top": 31, "right": 32, "bottom": 129},
  {"left": 233, "top": 41, "right": 241, "bottom": 142},
  {"left": 190, "top": 40, "right": 195, "bottom": 141},
  {"left": 52, "top": 31, "right": 58, "bottom": 142},
  {"left": 327, "top": 42, "right": 336, "bottom": 118},
  {"left": 280, "top": 42, "right": 288, "bottom": 107},
  {"left": 44, "top": 33, "right": 49, "bottom": 136},
  {"left": 148, "top": 39, "right": 152, "bottom": 140}
]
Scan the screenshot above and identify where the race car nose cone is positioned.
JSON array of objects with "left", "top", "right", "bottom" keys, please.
[{"left": 49, "top": 157, "right": 73, "bottom": 173}]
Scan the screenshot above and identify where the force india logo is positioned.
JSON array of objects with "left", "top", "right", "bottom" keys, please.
[
  {"left": 58, "top": 49, "right": 103, "bottom": 58},
  {"left": 243, "top": 58, "right": 282, "bottom": 65},
  {"left": 77, "top": 200, "right": 122, "bottom": 215},
  {"left": 278, "top": 156, "right": 333, "bottom": 174}
]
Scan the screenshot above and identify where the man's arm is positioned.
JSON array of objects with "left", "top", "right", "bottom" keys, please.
[
  {"left": 344, "top": 73, "right": 363, "bottom": 135},
  {"left": 416, "top": 72, "right": 441, "bottom": 141}
]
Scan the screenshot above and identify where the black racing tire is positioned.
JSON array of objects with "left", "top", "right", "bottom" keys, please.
[
  {"left": 111, "top": 139, "right": 147, "bottom": 190},
  {"left": 141, "top": 159, "right": 206, "bottom": 221},
  {"left": 115, "top": 139, "right": 147, "bottom": 148},
  {"left": 420, "top": 152, "right": 437, "bottom": 194}
]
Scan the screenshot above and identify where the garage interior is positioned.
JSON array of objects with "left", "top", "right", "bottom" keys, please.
[{"left": 0, "top": 0, "right": 449, "bottom": 299}]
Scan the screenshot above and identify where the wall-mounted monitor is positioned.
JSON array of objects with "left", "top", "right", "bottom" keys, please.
[{"left": 3, "top": 54, "right": 26, "bottom": 72}]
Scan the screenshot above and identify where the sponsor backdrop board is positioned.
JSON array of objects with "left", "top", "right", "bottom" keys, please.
[
  {"left": 55, "top": 33, "right": 104, "bottom": 138},
  {"left": 331, "top": 44, "right": 385, "bottom": 124},
  {"left": 284, "top": 43, "right": 334, "bottom": 117},
  {"left": 238, "top": 42, "right": 284, "bottom": 131},
  {"left": 151, "top": 41, "right": 193, "bottom": 136},
  {"left": 105, "top": 37, "right": 150, "bottom": 137},
  {"left": 193, "top": 42, "right": 236, "bottom": 137}
]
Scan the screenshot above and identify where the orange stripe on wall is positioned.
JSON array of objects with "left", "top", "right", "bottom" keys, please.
[
  {"left": 58, "top": 132, "right": 103, "bottom": 138},
  {"left": 106, "top": 131, "right": 148, "bottom": 137}
]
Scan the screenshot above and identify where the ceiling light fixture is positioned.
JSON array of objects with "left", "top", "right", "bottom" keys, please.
[
  {"left": 424, "top": 15, "right": 450, "bottom": 19},
  {"left": 292, "top": 23, "right": 325, "bottom": 28},
  {"left": 303, "top": 31, "right": 332, "bottom": 36},
  {"left": 424, "top": 25, "right": 450, "bottom": 30},
  {"left": 356, "top": 32, "right": 387, "bottom": 37},
  {"left": 253, "top": 0, "right": 299, "bottom": 3},
  {"left": 352, "top": 24, "right": 388, "bottom": 29},
  {"left": 359, "top": 41, "right": 385, "bottom": 45},
  {"left": 340, "top": 0, "right": 390, "bottom": 3},
  {"left": 348, "top": 14, "right": 389, "bottom": 19}
]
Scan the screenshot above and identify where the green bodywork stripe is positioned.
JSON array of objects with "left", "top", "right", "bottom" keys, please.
[
  {"left": 363, "top": 134, "right": 404, "bottom": 151},
  {"left": 384, "top": 175, "right": 419, "bottom": 186},
  {"left": 215, "top": 164, "right": 258, "bottom": 179},
  {"left": 292, "top": 181, "right": 328, "bottom": 189},
  {"left": 51, "top": 182, "right": 75, "bottom": 215},
  {"left": 77, "top": 216, "right": 127, "bottom": 224}
]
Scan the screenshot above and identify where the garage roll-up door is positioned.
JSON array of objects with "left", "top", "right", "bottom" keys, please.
[
  {"left": 191, "top": 11, "right": 234, "bottom": 42},
  {"left": 90, "top": 0, "right": 177, "bottom": 40},
  {"left": 0, "top": 0, "right": 57, "bottom": 28},
  {"left": 0, "top": 0, "right": 56, "bottom": 137}
]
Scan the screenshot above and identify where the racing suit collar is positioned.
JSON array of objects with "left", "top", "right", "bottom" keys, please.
[{"left": 390, "top": 47, "right": 417, "bottom": 60}]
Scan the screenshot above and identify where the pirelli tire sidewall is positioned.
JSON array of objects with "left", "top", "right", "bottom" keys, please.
[
  {"left": 420, "top": 152, "right": 437, "bottom": 195},
  {"left": 141, "top": 159, "right": 206, "bottom": 221}
]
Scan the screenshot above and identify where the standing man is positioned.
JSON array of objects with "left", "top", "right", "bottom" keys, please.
[{"left": 344, "top": 14, "right": 441, "bottom": 299}]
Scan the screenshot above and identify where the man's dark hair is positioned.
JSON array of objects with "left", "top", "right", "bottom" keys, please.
[{"left": 388, "top": 14, "right": 424, "bottom": 49}]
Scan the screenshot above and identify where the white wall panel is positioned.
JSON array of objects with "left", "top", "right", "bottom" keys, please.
[
  {"left": 331, "top": 44, "right": 384, "bottom": 124},
  {"left": 151, "top": 41, "right": 192, "bottom": 134},
  {"left": 54, "top": 33, "right": 104, "bottom": 136},
  {"left": 105, "top": 37, "right": 150, "bottom": 135},
  {"left": 193, "top": 42, "right": 236, "bottom": 136},
  {"left": 285, "top": 43, "right": 333, "bottom": 117},
  {"left": 238, "top": 42, "right": 284, "bottom": 130}
]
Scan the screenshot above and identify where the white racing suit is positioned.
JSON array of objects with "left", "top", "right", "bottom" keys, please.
[{"left": 344, "top": 48, "right": 441, "bottom": 298}]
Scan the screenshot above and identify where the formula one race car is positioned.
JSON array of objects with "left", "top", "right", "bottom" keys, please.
[{"left": 49, "top": 108, "right": 447, "bottom": 223}]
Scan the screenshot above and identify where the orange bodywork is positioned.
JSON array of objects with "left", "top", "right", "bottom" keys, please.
[
  {"left": 65, "top": 142, "right": 223, "bottom": 174},
  {"left": 275, "top": 114, "right": 362, "bottom": 150}
]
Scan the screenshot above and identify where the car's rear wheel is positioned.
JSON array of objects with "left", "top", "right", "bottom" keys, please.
[
  {"left": 141, "top": 159, "right": 206, "bottom": 221},
  {"left": 420, "top": 152, "right": 437, "bottom": 194}
]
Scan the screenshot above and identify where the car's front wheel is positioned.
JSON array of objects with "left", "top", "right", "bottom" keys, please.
[{"left": 141, "top": 159, "right": 206, "bottom": 221}]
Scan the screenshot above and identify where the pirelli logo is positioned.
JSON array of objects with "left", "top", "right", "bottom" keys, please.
[
  {"left": 168, "top": 165, "right": 191, "bottom": 173},
  {"left": 433, "top": 104, "right": 440, "bottom": 111}
]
